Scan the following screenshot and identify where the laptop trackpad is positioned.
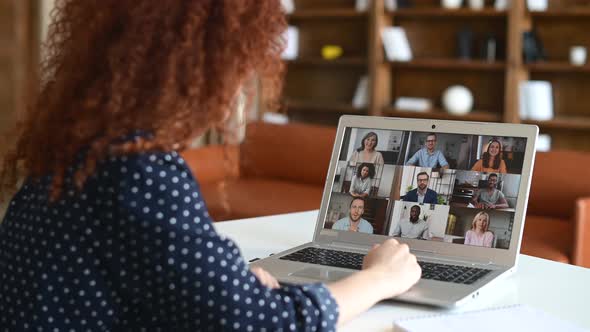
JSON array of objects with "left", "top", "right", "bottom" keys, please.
[{"left": 290, "top": 267, "right": 353, "bottom": 281}]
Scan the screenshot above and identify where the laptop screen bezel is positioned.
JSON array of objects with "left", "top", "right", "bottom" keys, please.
[{"left": 313, "top": 115, "right": 538, "bottom": 267}]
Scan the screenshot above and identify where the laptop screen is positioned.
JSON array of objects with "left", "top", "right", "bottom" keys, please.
[{"left": 323, "top": 127, "right": 527, "bottom": 250}]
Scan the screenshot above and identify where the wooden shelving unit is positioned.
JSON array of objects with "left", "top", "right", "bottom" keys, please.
[
  {"left": 288, "top": 9, "right": 366, "bottom": 19},
  {"left": 390, "top": 59, "right": 506, "bottom": 71},
  {"left": 270, "top": 0, "right": 590, "bottom": 151},
  {"left": 286, "top": 57, "right": 367, "bottom": 66},
  {"left": 390, "top": 8, "right": 507, "bottom": 18}
]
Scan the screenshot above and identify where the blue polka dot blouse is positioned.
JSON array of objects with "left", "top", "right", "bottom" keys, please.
[{"left": 0, "top": 150, "right": 339, "bottom": 331}]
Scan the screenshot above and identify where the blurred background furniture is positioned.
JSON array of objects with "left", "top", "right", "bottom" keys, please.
[
  {"left": 522, "top": 151, "right": 590, "bottom": 268},
  {"left": 182, "top": 122, "right": 336, "bottom": 221},
  {"left": 273, "top": 0, "right": 590, "bottom": 151}
]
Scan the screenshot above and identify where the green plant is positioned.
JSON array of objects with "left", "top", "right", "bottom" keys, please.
[{"left": 437, "top": 195, "right": 446, "bottom": 205}]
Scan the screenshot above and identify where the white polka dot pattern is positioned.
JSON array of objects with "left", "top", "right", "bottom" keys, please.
[{"left": 0, "top": 150, "right": 339, "bottom": 331}]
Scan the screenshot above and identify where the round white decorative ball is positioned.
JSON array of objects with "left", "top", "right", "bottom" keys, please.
[{"left": 442, "top": 85, "right": 474, "bottom": 115}]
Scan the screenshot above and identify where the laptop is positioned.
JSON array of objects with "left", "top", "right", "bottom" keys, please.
[{"left": 251, "top": 115, "right": 538, "bottom": 308}]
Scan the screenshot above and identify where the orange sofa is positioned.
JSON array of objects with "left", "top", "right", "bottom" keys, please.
[
  {"left": 182, "top": 122, "right": 590, "bottom": 268},
  {"left": 521, "top": 151, "right": 590, "bottom": 267},
  {"left": 181, "top": 122, "right": 336, "bottom": 221}
]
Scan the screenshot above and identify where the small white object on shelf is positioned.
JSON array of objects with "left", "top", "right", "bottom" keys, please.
[
  {"left": 570, "top": 46, "right": 587, "bottom": 66},
  {"left": 441, "top": 0, "right": 463, "bottom": 9},
  {"left": 281, "top": 26, "right": 299, "bottom": 60},
  {"left": 468, "top": 0, "right": 485, "bottom": 10},
  {"left": 381, "top": 27, "right": 412, "bottom": 62},
  {"left": 262, "top": 112, "right": 289, "bottom": 125},
  {"left": 519, "top": 80, "right": 553, "bottom": 121},
  {"left": 494, "top": 0, "right": 510, "bottom": 10},
  {"left": 352, "top": 76, "right": 369, "bottom": 108},
  {"left": 280, "top": 0, "right": 295, "bottom": 14},
  {"left": 537, "top": 134, "right": 552, "bottom": 152},
  {"left": 442, "top": 85, "right": 474, "bottom": 115},
  {"left": 394, "top": 97, "right": 432, "bottom": 112},
  {"left": 355, "top": 0, "right": 370, "bottom": 12},
  {"left": 526, "top": 0, "right": 548, "bottom": 11},
  {"left": 385, "top": 0, "right": 397, "bottom": 11}
]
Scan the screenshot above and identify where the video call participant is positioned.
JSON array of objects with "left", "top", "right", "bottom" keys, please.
[
  {"left": 471, "top": 173, "right": 509, "bottom": 209},
  {"left": 402, "top": 171, "right": 438, "bottom": 204},
  {"left": 464, "top": 211, "right": 494, "bottom": 248},
  {"left": 349, "top": 163, "right": 375, "bottom": 198},
  {"left": 392, "top": 205, "right": 430, "bottom": 240},
  {"left": 332, "top": 197, "right": 374, "bottom": 234},
  {"left": 471, "top": 139, "right": 507, "bottom": 173},
  {"left": 405, "top": 133, "right": 449, "bottom": 170},
  {"left": 349, "top": 132, "right": 384, "bottom": 167}
]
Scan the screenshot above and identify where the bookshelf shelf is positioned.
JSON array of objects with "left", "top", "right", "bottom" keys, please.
[
  {"left": 529, "top": 9, "right": 590, "bottom": 19},
  {"left": 527, "top": 62, "right": 590, "bottom": 74},
  {"left": 288, "top": 9, "right": 367, "bottom": 19},
  {"left": 286, "top": 99, "right": 365, "bottom": 114},
  {"left": 383, "top": 107, "right": 501, "bottom": 122},
  {"left": 287, "top": 57, "right": 367, "bottom": 66},
  {"left": 522, "top": 117, "right": 590, "bottom": 131},
  {"left": 390, "top": 59, "right": 506, "bottom": 71},
  {"left": 390, "top": 8, "right": 507, "bottom": 18}
]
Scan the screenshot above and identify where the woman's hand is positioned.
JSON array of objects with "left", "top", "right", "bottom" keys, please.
[
  {"left": 250, "top": 266, "right": 280, "bottom": 289},
  {"left": 362, "top": 239, "right": 422, "bottom": 299}
]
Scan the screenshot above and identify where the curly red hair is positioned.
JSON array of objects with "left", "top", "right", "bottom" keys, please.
[{"left": 1, "top": 0, "right": 286, "bottom": 199}]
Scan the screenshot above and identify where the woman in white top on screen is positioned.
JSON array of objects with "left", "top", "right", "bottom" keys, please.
[
  {"left": 464, "top": 211, "right": 495, "bottom": 248},
  {"left": 349, "top": 163, "right": 375, "bottom": 198},
  {"left": 349, "top": 132, "right": 384, "bottom": 167}
]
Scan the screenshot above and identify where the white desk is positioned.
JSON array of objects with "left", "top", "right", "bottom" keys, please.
[{"left": 214, "top": 210, "right": 590, "bottom": 331}]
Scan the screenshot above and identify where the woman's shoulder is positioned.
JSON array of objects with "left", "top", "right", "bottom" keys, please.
[{"left": 471, "top": 159, "right": 483, "bottom": 169}]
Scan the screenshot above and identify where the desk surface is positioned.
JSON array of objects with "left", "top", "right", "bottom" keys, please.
[{"left": 214, "top": 210, "right": 590, "bottom": 331}]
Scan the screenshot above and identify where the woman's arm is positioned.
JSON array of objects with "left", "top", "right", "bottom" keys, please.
[{"left": 328, "top": 240, "right": 421, "bottom": 325}]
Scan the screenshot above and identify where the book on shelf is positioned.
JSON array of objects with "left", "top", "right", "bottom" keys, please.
[
  {"left": 352, "top": 75, "right": 369, "bottom": 108},
  {"left": 281, "top": 26, "right": 299, "bottom": 60},
  {"left": 394, "top": 97, "right": 432, "bottom": 112},
  {"left": 381, "top": 27, "right": 413, "bottom": 62}
]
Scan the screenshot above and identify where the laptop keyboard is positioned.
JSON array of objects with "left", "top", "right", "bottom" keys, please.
[{"left": 279, "top": 247, "right": 492, "bottom": 285}]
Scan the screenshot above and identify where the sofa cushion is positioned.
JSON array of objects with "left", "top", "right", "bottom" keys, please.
[
  {"left": 521, "top": 214, "right": 573, "bottom": 263},
  {"left": 240, "top": 122, "right": 336, "bottom": 186},
  {"left": 200, "top": 179, "right": 324, "bottom": 221},
  {"left": 528, "top": 151, "right": 590, "bottom": 220}
]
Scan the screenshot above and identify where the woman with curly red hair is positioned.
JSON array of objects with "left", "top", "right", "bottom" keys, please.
[{"left": 0, "top": 1, "right": 420, "bottom": 330}]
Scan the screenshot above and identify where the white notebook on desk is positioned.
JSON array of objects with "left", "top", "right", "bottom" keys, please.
[{"left": 393, "top": 304, "right": 586, "bottom": 332}]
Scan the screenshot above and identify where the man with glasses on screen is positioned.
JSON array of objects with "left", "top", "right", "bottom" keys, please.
[
  {"left": 403, "top": 172, "right": 439, "bottom": 204},
  {"left": 406, "top": 133, "right": 449, "bottom": 170}
]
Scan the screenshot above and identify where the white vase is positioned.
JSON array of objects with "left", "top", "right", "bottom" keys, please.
[
  {"left": 468, "top": 0, "right": 485, "bottom": 10},
  {"left": 441, "top": 0, "right": 463, "bottom": 9}
]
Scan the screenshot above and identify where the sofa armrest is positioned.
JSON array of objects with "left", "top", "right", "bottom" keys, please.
[
  {"left": 180, "top": 145, "right": 239, "bottom": 184},
  {"left": 573, "top": 197, "right": 590, "bottom": 268}
]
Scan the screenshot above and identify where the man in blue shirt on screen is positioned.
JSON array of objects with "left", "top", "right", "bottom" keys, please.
[
  {"left": 406, "top": 133, "right": 449, "bottom": 170},
  {"left": 332, "top": 197, "right": 374, "bottom": 234}
]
